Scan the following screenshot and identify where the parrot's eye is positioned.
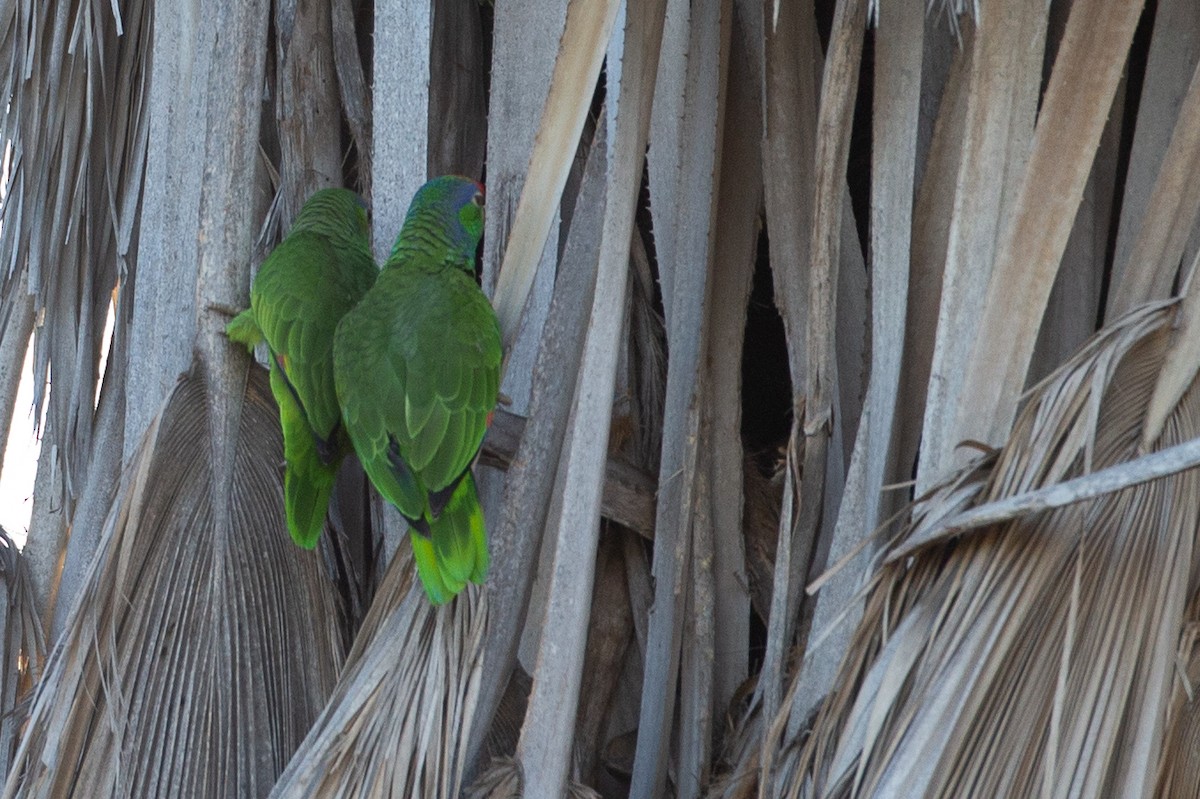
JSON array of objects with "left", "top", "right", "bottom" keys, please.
[{"left": 471, "top": 191, "right": 484, "bottom": 207}]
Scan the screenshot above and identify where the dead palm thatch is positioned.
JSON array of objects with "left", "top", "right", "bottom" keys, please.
[
  {"left": 0, "top": 528, "right": 44, "bottom": 779},
  {"left": 2, "top": 366, "right": 344, "bottom": 798},
  {"left": 0, "top": 0, "right": 151, "bottom": 631},
  {"left": 16, "top": 0, "right": 1200, "bottom": 796},
  {"left": 776, "top": 298, "right": 1200, "bottom": 796},
  {"left": 267, "top": 553, "right": 483, "bottom": 797}
]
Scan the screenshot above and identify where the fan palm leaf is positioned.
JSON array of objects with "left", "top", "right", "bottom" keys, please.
[{"left": 3, "top": 366, "right": 344, "bottom": 798}]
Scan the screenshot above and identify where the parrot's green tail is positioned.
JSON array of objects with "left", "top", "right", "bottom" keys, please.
[
  {"left": 284, "top": 452, "right": 339, "bottom": 549},
  {"left": 269, "top": 366, "right": 339, "bottom": 548},
  {"left": 410, "top": 473, "right": 489, "bottom": 604}
]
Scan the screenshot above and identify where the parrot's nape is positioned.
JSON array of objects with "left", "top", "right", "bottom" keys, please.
[
  {"left": 226, "top": 187, "right": 378, "bottom": 548},
  {"left": 334, "top": 175, "right": 500, "bottom": 605}
]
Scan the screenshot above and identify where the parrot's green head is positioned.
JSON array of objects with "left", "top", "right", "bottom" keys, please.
[
  {"left": 292, "top": 187, "right": 370, "bottom": 248},
  {"left": 391, "top": 175, "right": 485, "bottom": 272}
]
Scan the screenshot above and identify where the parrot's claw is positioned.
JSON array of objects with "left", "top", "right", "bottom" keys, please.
[
  {"left": 207, "top": 302, "right": 244, "bottom": 318},
  {"left": 497, "top": 392, "right": 513, "bottom": 407}
]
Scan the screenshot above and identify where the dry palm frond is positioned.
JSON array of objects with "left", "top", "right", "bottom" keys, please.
[
  {"left": 1153, "top": 629, "right": 1200, "bottom": 798},
  {"left": 0, "top": 0, "right": 149, "bottom": 487},
  {"left": 489, "top": 0, "right": 620, "bottom": 341},
  {"left": 465, "top": 756, "right": 600, "bottom": 799},
  {"left": 3, "top": 365, "right": 344, "bottom": 798},
  {"left": 1108, "top": 0, "right": 1199, "bottom": 312},
  {"left": 0, "top": 527, "right": 45, "bottom": 778},
  {"left": 513, "top": 0, "right": 664, "bottom": 793},
  {"left": 916, "top": 1, "right": 1046, "bottom": 489},
  {"left": 767, "top": 299, "right": 1199, "bottom": 797},
  {"left": 468, "top": 118, "right": 608, "bottom": 776},
  {"left": 269, "top": 557, "right": 485, "bottom": 798},
  {"left": 0, "top": 269, "right": 34, "bottom": 468},
  {"left": 629, "top": 0, "right": 729, "bottom": 788},
  {"left": 954, "top": 0, "right": 1144, "bottom": 451}
]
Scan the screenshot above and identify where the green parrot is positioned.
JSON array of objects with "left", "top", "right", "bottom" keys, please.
[
  {"left": 333, "top": 176, "right": 500, "bottom": 604},
  {"left": 226, "top": 187, "right": 378, "bottom": 548}
]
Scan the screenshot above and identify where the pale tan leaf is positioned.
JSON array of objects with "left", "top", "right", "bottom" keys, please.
[
  {"left": 761, "top": 0, "right": 819, "bottom": 393},
  {"left": 628, "top": 0, "right": 730, "bottom": 792},
  {"left": 273, "top": 0, "right": 342, "bottom": 221},
  {"left": 4, "top": 367, "right": 344, "bottom": 799},
  {"left": 1108, "top": 0, "right": 1200, "bottom": 306},
  {"left": 371, "top": 0, "right": 431, "bottom": 261},
  {"left": 895, "top": 24, "right": 971, "bottom": 499},
  {"left": 1110, "top": 52, "right": 1200, "bottom": 317},
  {"left": 758, "top": 0, "right": 867, "bottom": 755},
  {"left": 704, "top": 11, "right": 762, "bottom": 728},
  {"left": 490, "top": 0, "right": 621, "bottom": 343},
  {"left": 794, "top": 0, "right": 924, "bottom": 734},
  {"left": 466, "top": 118, "right": 608, "bottom": 772},
  {"left": 1144, "top": 249, "right": 1200, "bottom": 445},
  {"left": 464, "top": 756, "right": 600, "bottom": 798},
  {"left": 514, "top": 0, "right": 666, "bottom": 793},
  {"left": 2, "top": 0, "right": 152, "bottom": 626},
  {"left": 786, "top": 300, "right": 1195, "bottom": 797},
  {"left": 916, "top": 1, "right": 1046, "bottom": 490},
  {"left": 952, "top": 0, "right": 1146, "bottom": 455},
  {"left": 0, "top": 527, "right": 45, "bottom": 778},
  {"left": 270, "top": 551, "right": 484, "bottom": 798}
]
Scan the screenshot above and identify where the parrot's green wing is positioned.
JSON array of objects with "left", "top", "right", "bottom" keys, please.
[
  {"left": 251, "top": 232, "right": 378, "bottom": 447},
  {"left": 251, "top": 231, "right": 376, "bottom": 547},
  {"left": 334, "top": 264, "right": 501, "bottom": 514},
  {"left": 225, "top": 309, "right": 264, "bottom": 349},
  {"left": 335, "top": 263, "right": 500, "bottom": 603}
]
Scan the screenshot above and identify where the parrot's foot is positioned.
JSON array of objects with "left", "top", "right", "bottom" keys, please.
[
  {"left": 497, "top": 392, "right": 513, "bottom": 407},
  {"left": 207, "top": 302, "right": 244, "bottom": 318}
]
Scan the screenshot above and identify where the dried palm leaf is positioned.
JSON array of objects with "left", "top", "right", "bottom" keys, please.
[
  {"left": 428, "top": 0, "right": 486, "bottom": 180},
  {"left": 794, "top": 0, "right": 924, "bottom": 735},
  {"left": 705, "top": 10, "right": 763, "bottom": 733},
  {"left": 629, "top": 0, "right": 730, "bottom": 793},
  {"left": 0, "top": 271, "right": 33, "bottom": 469},
  {"left": 1153, "top": 625, "right": 1200, "bottom": 798},
  {"left": 489, "top": 0, "right": 620, "bottom": 341},
  {"left": 3, "top": 365, "right": 344, "bottom": 799},
  {"left": 1109, "top": 47, "right": 1200, "bottom": 317},
  {"left": 513, "top": 0, "right": 664, "bottom": 794},
  {"left": 954, "top": 0, "right": 1146, "bottom": 452},
  {"left": 781, "top": 299, "right": 1200, "bottom": 797},
  {"left": 916, "top": 0, "right": 1045, "bottom": 489},
  {"left": 269, "top": 554, "right": 484, "bottom": 797},
  {"left": 1108, "top": 0, "right": 1200, "bottom": 308},
  {"left": 1, "top": 0, "right": 151, "bottom": 623},
  {"left": 273, "top": 0, "right": 343, "bottom": 221},
  {"left": 371, "top": 0, "right": 432, "bottom": 259},
  {"left": 0, "top": 526, "right": 45, "bottom": 779},
  {"left": 467, "top": 115, "right": 607, "bottom": 775},
  {"left": 465, "top": 756, "right": 600, "bottom": 799},
  {"left": 0, "top": 0, "right": 148, "bottom": 468}
]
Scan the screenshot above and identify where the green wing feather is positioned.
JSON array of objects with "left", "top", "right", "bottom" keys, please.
[
  {"left": 251, "top": 233, "right": 377, "bottom": 444},
  {"left": 335, "top": 262, "right": 500, "bottom": 604}
]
